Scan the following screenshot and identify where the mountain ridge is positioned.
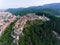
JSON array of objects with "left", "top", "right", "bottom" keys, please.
[{"left": 3, "top": 3, "right": 60, "bottom": 15}]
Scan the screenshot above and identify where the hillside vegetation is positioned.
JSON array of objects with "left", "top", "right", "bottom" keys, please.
[
  {"left": 19, "top": 20, "right": 56, "bottom": 45},
  {"left": 6, "top": 3, "right": 60, "bottom": 16}
]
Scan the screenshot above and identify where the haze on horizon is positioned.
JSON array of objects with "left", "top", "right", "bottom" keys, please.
[{"left": 0, "top": 0, "right": 60, "bottom": 9}]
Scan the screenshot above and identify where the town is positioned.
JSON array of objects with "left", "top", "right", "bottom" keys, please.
[
  {"left": 0, "top": 12, "right": 16, "bottom": 36},
  {"left": 0, "top": 12, "right": 50, "bottom": 45},
  {"left": 11, "top": 13, "right": 50, "bottom": 45}
]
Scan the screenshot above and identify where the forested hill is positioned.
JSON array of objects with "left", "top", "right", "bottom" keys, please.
[
  {"left": 0, "top": 18, "right": 57, "bottom": 45},
  {"left": 5, "top": 3, "right": 60, "bottom": 15},
  {"left": 19, "top": 20, "right": 56, "bottom": 45}
]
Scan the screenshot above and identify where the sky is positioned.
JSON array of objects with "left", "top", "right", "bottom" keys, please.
[{"left": 0, "top": 0, "right": 60, "bottom": 9}]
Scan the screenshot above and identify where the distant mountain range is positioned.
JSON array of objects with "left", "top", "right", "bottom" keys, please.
[{"left": 4, "top": 3, "right": 60, "bottom": 15}]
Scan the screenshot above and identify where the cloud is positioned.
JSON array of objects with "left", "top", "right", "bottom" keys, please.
[{"left": 0, "top": 0, "right": 60, "bottom": 9}]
